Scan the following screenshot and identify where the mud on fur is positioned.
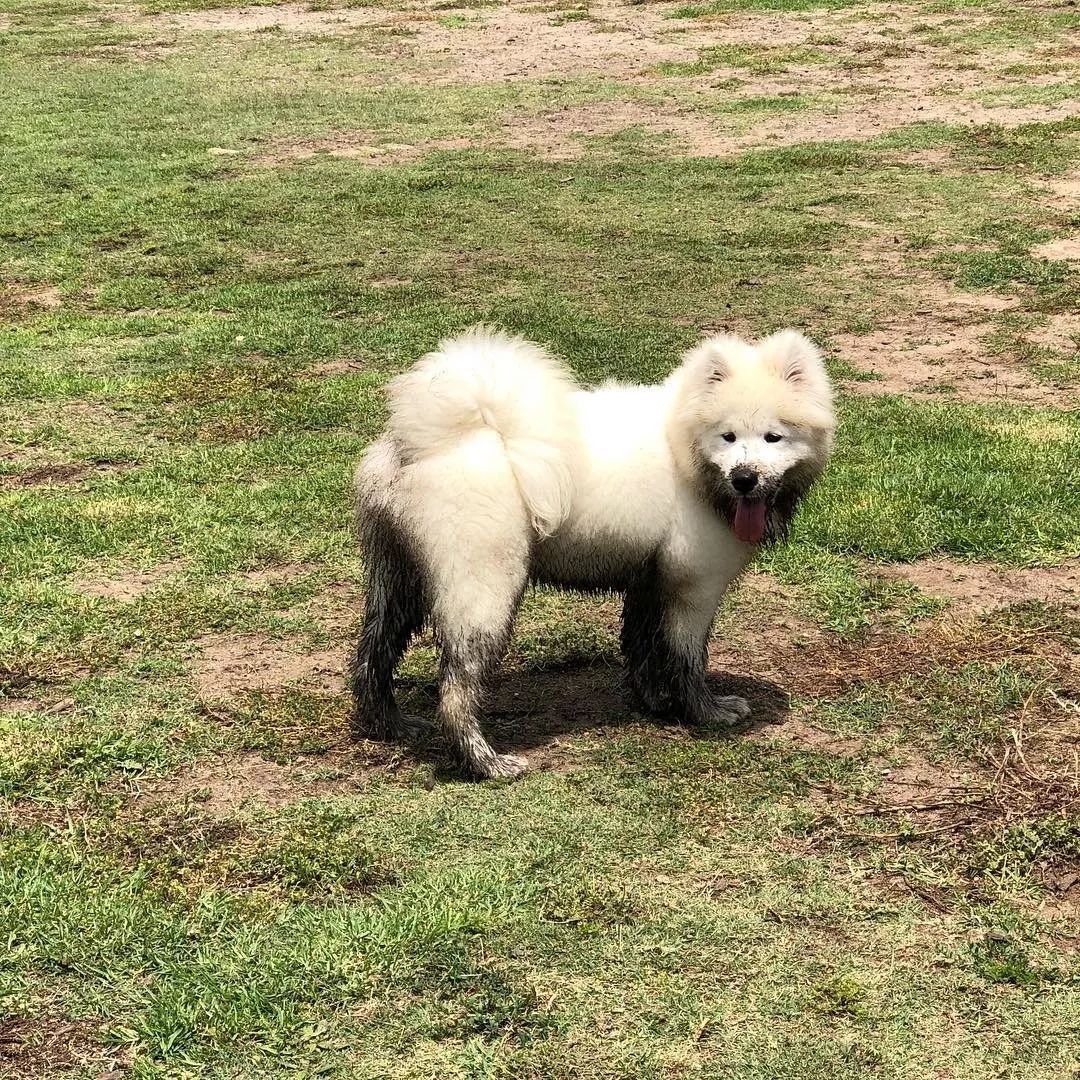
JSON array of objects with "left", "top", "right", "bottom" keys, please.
[{"left": 351, "top": 326, "right": 835, "bottom": 780}]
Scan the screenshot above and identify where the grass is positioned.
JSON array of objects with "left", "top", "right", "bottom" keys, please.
[
  {"left": 670, "top": 0, "right": 866, "bottom": 16},
  {"left": 2, "top": 0, "right": 1080, "bottom": 1077},
  {"left": 656, "top": 44, "right": 831, "bottom": 77}
]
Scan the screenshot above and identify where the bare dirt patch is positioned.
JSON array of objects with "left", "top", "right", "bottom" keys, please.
[
  {"left": 305, "top": 357, "right": 369, "bottom": 376},
  {"left": 2, "top": 399, "right": 137, "bottom": 433},
  {"left": 498, "top": 98, "right": 737, "bottom": 160},
  {"left": 1035, "top": 174, "right": 1080, "bottom": 209},
  {"left": 235, "top": 562, "right": 321, "bottom": 588},
  {"left": 0, "top": 1016, "right": 106, "bottom": 1080},
  {"left": 711, "top": 600, "right": 1078, "bottom": 704},
  {"left": 189, "top": 0, "right": 1080, "bottom": 166},
  {"left": 375, "top": 0, "right": 1074, "bottom": 110},
  {"left": 829, "top": 232, "right": 1074, "bottom": 404},
  {"left": 151, "top": 750, "right": 347, "bottom": 815},
  {"left": 886, "top": 146, "right": 954, "bottom": 169},
  {"left": 1028, "top": 312, "right": 1080, "bottom": 351},
  {"left": 149, "top": 2, "right": 399, "bottom": 34},
  {"left": 145, "top": 0, "right": 700, "bottom": 79},
  {"left": 3, "top": 404, "right": 146, "bottom": 476},
  {"left": 0, "top": 460, "right": 131, "bottom": 490},
  {"left": 825, "top": 703, "right": 1080, "bottom": 893},
  {"left": 761, "top": 713, "right": 865, "bottom": 756},
  {"left": 1, "top": 284, "right": 62, "bottom": 312},
  {"left": 1, "top": 401, "right": 148, "bottom": 473},
  {"left": 401, "top": 4, "right": 700, "bottom": 85},
  {"left": 253, "top": 133, "right": 473, "bottom": 166},
  {"left": 252, "top": 105, "right": 730, "bottom": 166},
  {"left": 191, "top": 633, "right": 347, "bottom": 698},
  {"left": 724, "top": 569, "right": 824, "bottom": 644},
  {"left": 872, "top": 559, "right": 1080, "bottom": 617},
  {"left": 439, "top": 1, "right": 1080, "bottom": 150},
  {"left": 1032, "top": 235, "right": 1080, "bottom": 261},
  {"left": 834, "top": 320, "right": 1068, "bottom": 404},
  {"left": 69, "top": 40, "right": 175, "bottom": 62},
  {"left": 76, "top": 560, "right": 185, "bottom": 601},
  {"left": 873, "top": 751, "right": 976, "bottom": 809},
  {"left": 331, "top": 91, "right": 1080, "bottom": 167},
  {"left": 723, "top": 96, "right": 1080, "bottom": 156},
  {"left": 737, "top": 585, "right": 1080, "bottom": 884},
  {"left": 0, "top": 696, "right": 75, "bottom": 719}
]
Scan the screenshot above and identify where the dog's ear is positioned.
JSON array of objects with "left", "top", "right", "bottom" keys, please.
[
  {"left": 759, "top": 330, "right": 832, "bottom": 403},
  {"left": 681, "top": 334, "right": 746, "bottom": 385},
  {"left": 758, "top": 330, "right": 823, "bottom": 384}
]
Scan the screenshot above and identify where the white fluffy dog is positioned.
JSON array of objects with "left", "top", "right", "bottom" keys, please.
[{"left": 351, "top": 326, "right": 834, "bottom": 779}]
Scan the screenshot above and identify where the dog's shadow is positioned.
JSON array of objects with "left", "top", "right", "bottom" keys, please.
[{"left": 394, "top": 662, "right": 791, "bottom": 777}]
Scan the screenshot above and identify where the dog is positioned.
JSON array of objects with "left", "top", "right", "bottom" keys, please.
[{"left": 350, "top": 326, "right": 834, "bottom": 779}]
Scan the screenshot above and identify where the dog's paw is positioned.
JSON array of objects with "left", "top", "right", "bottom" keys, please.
[
  {"left": 715, "top": 695, "right": 751, "bottom": 719},
  {"left": 706, "top": 694, "right": 752, "bottom": 727},
  {"left": 476, "top": 752, "right": 529, "bottom": 781}
]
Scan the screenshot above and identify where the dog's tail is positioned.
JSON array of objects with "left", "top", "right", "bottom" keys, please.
[{"left": 387, "top": 326, "right": 579, "bottom": 537}]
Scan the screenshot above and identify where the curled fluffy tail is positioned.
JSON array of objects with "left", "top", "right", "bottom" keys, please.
[{"left": 387, "top": 326, "right": 580, "bottom": 536}]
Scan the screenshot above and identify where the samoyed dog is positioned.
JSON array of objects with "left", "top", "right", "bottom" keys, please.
[{"left": 351, "top": 326, "right": 834, "bottom": 779}]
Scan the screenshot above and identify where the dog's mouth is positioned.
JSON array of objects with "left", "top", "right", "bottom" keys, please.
[{"left": 732, "top": 497, "right": 768, "bottom": 544}]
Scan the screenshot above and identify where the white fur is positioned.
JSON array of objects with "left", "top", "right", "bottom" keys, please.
[
  {"left": 668, "top": 329, "right": 834, "bottom": 486},
  {"left": 354, "top": 326, "right": 835, "bottom": 778},
  {"left": 387, "top": 325, "right": 579, "bottom": 537},
  {"left": 361, "top": 325, "right": 834, "bottom": 610}
]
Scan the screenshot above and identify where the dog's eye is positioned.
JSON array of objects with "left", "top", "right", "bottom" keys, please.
[
  {"left": 722, "top": 432, "right": 736, "bottom": 443},
  {"left": 763, "top": 432, "right": 783, "bottom": 443}
]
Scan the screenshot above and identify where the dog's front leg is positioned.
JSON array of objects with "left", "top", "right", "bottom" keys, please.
[
  {"left": 663, "top": 586, "right": 751, "bottom": 728},
  {"left": 622, "top": 565, "right": 750, "bottom": 728}
]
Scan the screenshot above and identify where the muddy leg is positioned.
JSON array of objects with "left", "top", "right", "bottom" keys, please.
[
  {"left": 621, "top": 561, "right": 750, "bottom": 727},
  {"left": 437, "top": 627, "right": 526, "bottom": 780},
  {"left": 350, "top": 521, "right": 427, "bottom": 741}
]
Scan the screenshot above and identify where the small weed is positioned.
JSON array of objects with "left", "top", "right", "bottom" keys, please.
[
  {"left": 810, "top": 975, "right": 866, "bottom": 1017},
  {"left": 242, "top": 804, "right": 395, "bottom": 893},
  {"left": 970, "top": 936, "right": 1049, "bottom": 987},
  {"left": 437, "top": 13, "right": 480, "bottom": 28},
  {"left": 657, "top": 43, "right": 829, "bottom": 77},
  {"left": 550, "top": 8, "right": 589, "bottom": 24}
]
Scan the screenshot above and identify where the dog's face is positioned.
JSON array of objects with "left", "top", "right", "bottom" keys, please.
[{"left": 671, "top": 330, "right": 835, "bottom": 545}]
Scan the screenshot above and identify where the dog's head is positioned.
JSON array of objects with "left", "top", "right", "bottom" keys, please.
[{"left": 668, "top": 330, "right": 835, "bottom": 546}]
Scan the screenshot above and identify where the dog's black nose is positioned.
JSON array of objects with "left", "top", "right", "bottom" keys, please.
[{"left": 730, "top": 467, "right": 759, "bottom": 494}]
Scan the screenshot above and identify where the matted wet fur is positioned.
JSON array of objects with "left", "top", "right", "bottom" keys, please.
[{"left": 351, "top": 326, "right": 834, "bottom": 779}]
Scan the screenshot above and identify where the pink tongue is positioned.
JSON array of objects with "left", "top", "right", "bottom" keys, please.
[{"left": 733, "top": 499, "right": 767, "bottom": 544}]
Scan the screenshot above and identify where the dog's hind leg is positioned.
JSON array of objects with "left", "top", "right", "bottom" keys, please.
[
  {"left": 350, "top": 515, "right": 427, "bottom": 742},
  {"left": 428, "top": 534, "right": 529, "bottom": 779},
  {"left": 436, "top": 613, "right": 525, "bottom": 780},
  {"left": 405, "top": 435, "right": 533, "bottom": 779}
]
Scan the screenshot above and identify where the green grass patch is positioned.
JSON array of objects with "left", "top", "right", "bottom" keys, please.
[
  {"left": 672, "top": 0, "right": 868, "bottom": 16},
  {"left": 657, "top": 43, "right": 831, "bottom": 77}
]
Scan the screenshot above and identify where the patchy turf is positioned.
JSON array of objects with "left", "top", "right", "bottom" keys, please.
[{"left": 2, "top": 0, "right": 1080, "bottom": 1076}]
